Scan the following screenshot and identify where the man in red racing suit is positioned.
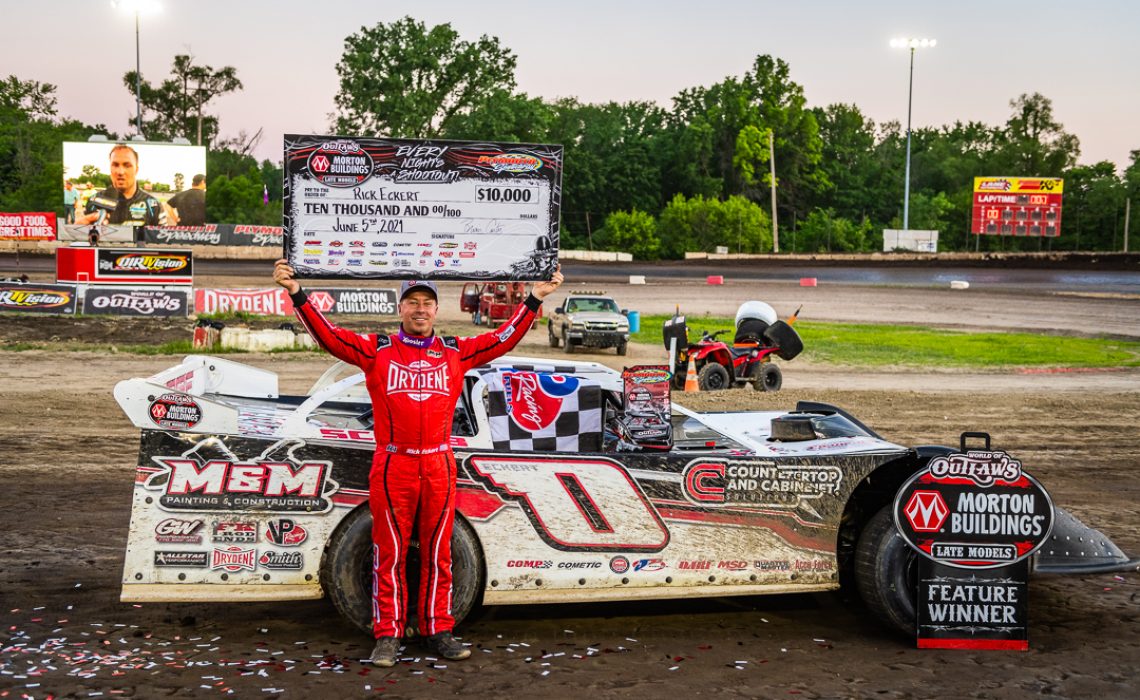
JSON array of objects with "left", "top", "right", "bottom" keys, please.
[{"left": 274, "top": 259, "right": 563, "bottom": 666}]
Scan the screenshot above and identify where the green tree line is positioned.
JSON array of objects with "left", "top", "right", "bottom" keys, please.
[{"left": 4, "top": 17, "right": 1139, "bottom": 252}]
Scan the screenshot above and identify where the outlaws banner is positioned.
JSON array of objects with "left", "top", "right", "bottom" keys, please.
[
  {"left": 970, "top": 177, "right": 1063, "bottom": 237},
  {"left": 283, "top": 135, "right": 562, "bottom": 280},
  {"left": 0, "top": 212, "right": 56, "bottom": 240},
  {"left": 0, "top": 283, "right": 78, "bottom": 314},
  {"left": 83, "top": 287, "right": 190, "bottom": 317}
]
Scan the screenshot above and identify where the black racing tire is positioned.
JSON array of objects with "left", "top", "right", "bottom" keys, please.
[
  {"left": 763, "top": 321, "right": 803, "bottom": 361},
  {"left": 616, "top": 342, "right": 628, "bottom": 356},
  {"left": 753, "top": 363, "right": 782, "bottom": 392},
  {"left": 853, "top": 504, "right": 918, "bottom": 637},
  {"left": 548, "top": 322, "right": 560, "bottom": 348},
  {"left": 321, "top": 505, "right": 485, "bottom": 636},
  {"left": 562, "top": 329, "right": 574, "bottom": 353},
  {"left": 697, "top": 362, "right": 730, "bottom": 391}
]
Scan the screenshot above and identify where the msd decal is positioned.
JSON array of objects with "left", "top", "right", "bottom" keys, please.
[
  {"left": 387, "top": 360, "right": 449, "bottom": 401},
  {"left": 502, "top": 372, "right": 578, "bottom": 432}
]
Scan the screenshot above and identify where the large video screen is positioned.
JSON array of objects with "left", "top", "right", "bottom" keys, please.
[{"left": 62, "top": 141, "right": 208, "bottom": 228}]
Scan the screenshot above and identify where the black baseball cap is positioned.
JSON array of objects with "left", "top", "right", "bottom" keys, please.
[{"left": 399, "top": 279, "right": 438, "bottom": 301}]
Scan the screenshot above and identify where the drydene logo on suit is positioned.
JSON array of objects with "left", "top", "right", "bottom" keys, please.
[{"left": 387, "top": 360, "right": 449, "bottom": 401}]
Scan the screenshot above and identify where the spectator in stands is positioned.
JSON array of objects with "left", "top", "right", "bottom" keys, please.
[{"left": 168, "top": 174, "right": 207, "bottom": 226}]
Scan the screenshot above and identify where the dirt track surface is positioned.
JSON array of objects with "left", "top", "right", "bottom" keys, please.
[{"left": 2, "top": 277, "right": 1139, "bottom": 698}]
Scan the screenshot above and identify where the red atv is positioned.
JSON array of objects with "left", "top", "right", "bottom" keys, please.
[{"left": 663, "top": 303, "right": 803, "bottom": 392}]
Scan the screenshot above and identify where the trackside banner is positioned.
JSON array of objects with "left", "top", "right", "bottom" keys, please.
[
  {"left": 193, "top": 288, "right": 397, "bottom": 315},
  {"left": 0, "top": 283, "right": 78, "bottom": 314},
  {"left": 83, "top": 287, "right": 190, "bottom": 317},
  {"left": 0, "top": 213, "right": 56, "bottom": 240},
  {"left": 140, "top": 225, "right": 284, "bottom": 247}
]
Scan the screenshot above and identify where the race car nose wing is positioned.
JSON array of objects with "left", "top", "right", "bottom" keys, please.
[{"left": 1033, "top": 507, "right": 1140, "bottom": 575}]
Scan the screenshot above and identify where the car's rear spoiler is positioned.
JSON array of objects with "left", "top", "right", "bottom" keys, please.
[{"left": 113, "top": 355, "right": 279, "bottom": 434}]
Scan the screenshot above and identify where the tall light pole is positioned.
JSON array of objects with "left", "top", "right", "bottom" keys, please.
[
  {"left": 113, "top": 1, "right": 160, "bottom": 137},
  {"left": 890, "top": 37, "right": 936, "bottom": 231}
]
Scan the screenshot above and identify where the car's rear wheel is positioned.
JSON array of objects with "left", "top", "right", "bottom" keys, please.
[
  {"left": 854, "top": 505, "right": 918, "bottom": 636},
  {"left": 697, "top": 362, "right": 730, "bottom": 391},
  {"left": 322, "top": 506, "right": 484, "bottom": 635}
]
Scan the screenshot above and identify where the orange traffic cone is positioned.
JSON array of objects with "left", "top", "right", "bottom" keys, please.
[{"left": 683, "top": 356, "right": 700, "bottom": 392}]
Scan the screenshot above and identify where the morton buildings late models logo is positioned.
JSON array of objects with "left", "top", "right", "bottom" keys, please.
[
  {"left": 143, "top": 442, "right": 338, "bottom": 513},
  {"left": 308, "top": 140, "right": 374, "bottom": 188}
]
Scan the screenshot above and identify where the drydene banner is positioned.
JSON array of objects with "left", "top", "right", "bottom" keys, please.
[
  {"left": 0, "top": 213, "right": 56, "bottom": 240},
  {"left": 283, "top": 135, "right": 562, "bottom": 281}
]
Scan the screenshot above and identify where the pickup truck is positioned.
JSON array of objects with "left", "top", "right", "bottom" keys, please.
[{"left": 547, "top": 291, "right": 630, "bottom": 355}]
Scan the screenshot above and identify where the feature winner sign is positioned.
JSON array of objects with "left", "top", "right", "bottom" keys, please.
[
  {"left": 283, "top": 135, "right": 562, "bottom": 280},
  {"left": 971, "top": 177, "right": 1063, "bottom": 237},
  {"left": 893, "top": 437, "right": 1054, "bottom": 649}
]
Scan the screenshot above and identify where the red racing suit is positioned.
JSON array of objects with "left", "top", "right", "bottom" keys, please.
[{"left": 291, "top": 289, "right": 540, "bottom": 638}]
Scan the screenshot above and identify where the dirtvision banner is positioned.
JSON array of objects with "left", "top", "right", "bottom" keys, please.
[
  {"left": 0, "top": 283, "right": 78, "bottom": 314},
  {"left": 141, "top": 225, "right": 284, "bottom": 247},
  {"left": 193, "top": 287, "right": 397, "bottom": 315},
  {"left": 83, "top": 287, "right": 190, "bottom": 317},
  {"left": 283, "top": 135, "right": 562, "bottom": 281}
]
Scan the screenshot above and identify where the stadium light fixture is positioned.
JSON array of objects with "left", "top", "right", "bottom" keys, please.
[
  {"left": 112, "top": 0, "right": 162, "bottom": 137},
  {"left": 890, "top": 37, "right": 936, "bottom": 231}
]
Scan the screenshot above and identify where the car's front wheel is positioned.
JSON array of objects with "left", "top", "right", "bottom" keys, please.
[
  {"left": 854, "top": 505, "right": 918, "bottom": 636},
  {"left": 548, "top": 323, "right": 560, "bottom": 347},
  {"left": 321, "top": 506, "right": 484, "bottom": 635}
]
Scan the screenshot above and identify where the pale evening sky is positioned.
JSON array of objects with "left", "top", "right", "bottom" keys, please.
[{"left": 5, "top": 1, "right": 1137, "bottom": 169}]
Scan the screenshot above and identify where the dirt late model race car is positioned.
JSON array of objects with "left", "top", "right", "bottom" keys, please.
[{"left": 114, "top": 355, "right": 1137, "bottom": 637}]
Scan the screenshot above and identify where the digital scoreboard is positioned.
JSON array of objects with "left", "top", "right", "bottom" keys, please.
[{"left": 971, "top": 177, "right": 1063, "bottom": 237}]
